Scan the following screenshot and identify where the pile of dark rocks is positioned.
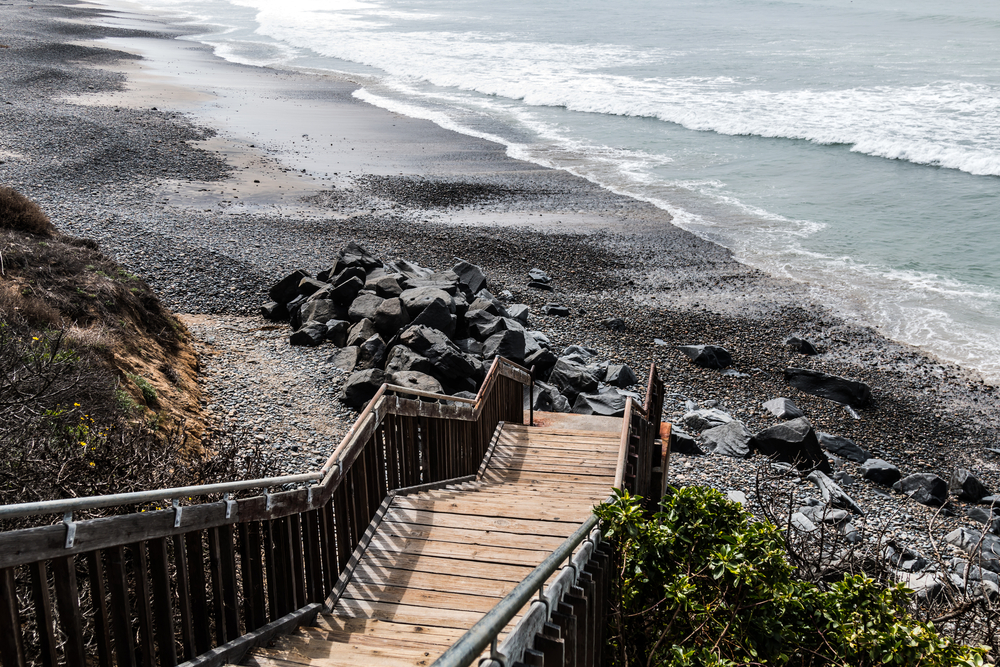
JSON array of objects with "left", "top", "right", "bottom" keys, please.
[{"left": 262, "top": 242, "right": 639, "bottom": 411}]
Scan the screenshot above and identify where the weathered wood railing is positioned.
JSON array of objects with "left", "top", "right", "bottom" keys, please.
[
  {"left": 0, "top": 357, "right": 531, "bottom": 667},
  {"left": 614, "top": 363, "right": 667, "bottom": 503}
]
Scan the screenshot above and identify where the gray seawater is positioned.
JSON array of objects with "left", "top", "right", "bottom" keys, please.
[{"left": 113, "top": 0, "right": 1000, "bottom": 380}]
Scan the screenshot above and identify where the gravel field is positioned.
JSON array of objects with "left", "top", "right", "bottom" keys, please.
[{"left": 2, "top": 0, "right": 1000, "bottom": 584}]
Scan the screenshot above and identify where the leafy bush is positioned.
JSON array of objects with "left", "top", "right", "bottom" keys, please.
[
  {"left": 128, "top": 372, "right": 158, "bottom": 406},
  {"left": 594, "top": 487, "right": 988, "bottom": 667}
]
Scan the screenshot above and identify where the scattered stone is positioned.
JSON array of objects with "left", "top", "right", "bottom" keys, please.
[
  {"left": 328, "top": 346, "right": 360, "bottom": 372},
  {"left": 784, "top": 367, "right": 873, "bottom": 409},
  {"left": 602, "top": 317, "right": 626, "bottom": 332},
  {"left": 966, "top": 507, "right": 1000, "bottom": 535},
  {"left": 950, "top": 468, "right": 991, "bottom": 502},
  {"left": 818, "top": 432, "right": 870, "bottom": 463},
  {"left": 893, "top": 473, "right": 949, "bottom": 506},
  {"left": 677, "top": 344, "right": 732, "bottom": 369},
  {"left": 805, "top": 470, "right": 864, "bottom": 515},
  {"left": 860, "top": 458, "right": 901, "bottom": 486},
  {"left": 751, "top": 417, "right": 832, "bottom": 474},
  {"left": 340, "top": 368, "right": 386, "bottom": 408},
  {"left": 727, "top": 490, "right": 747, "bottom": 505},
  {"left": 762, "top": 397, "right": 804, "bottom": 420},
  {"left": 605, "top": 363, "right": 638, "bottom": 388},
  {"left": 883, "top": 543, "right": 928, "bottom": 572},
  {"left": 944, "top": 528, "right": 1000, "bottom": 574},
  {"left": 791, "top": 512, "right": 817, "bottom": 533},
  {"left": 701, "top": 421, "right": 752, "bottom": 459},
  {"left": 528, "top": 268, "right": 552, "bottom": 289},
  {"left": 683, "top": 408, "right": 732, "bottom": 431},
  {"left": 785, "top": 336, "right": 819, "bottom": 355},
  {"left": 542, "top": 303, "right": 570, "bottom": 317}
]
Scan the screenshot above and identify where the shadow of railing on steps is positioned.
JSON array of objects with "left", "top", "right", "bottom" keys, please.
[{"left": 0, "top": 357, "right": 531, "bottom": 667}]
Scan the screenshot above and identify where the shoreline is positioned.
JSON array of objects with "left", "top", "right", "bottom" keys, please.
[{"left": 3, "top": 0, "right": 1000, "bottom": 575}]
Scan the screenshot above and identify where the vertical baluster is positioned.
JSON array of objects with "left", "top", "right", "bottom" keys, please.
[
  {"left": 219, "top": 525, "right": 241, "bottom": 640},
  {"left": 85, "top": 551, "right": 114, "bottom": 667},
  {"left": 238, "top": 524, "right": 258, "bottom": 632},
  {"left": 107, "top": 546, "right": 136, "bottom": 667},
  {"left": 185, "top": 530, "right": 212, "bottom": 654},
  {"left": 365, "top": 443, "right": 380, "bottom": 515},
  {"left": 51, "top": 555, "right": 86, "bottom": 667},
  {"left": 245, "top": 522, "right": 267, "bottom": 629},
  {"left": 131, "top": 544, "right": 155, "bottom": 667},
  {"left": 263, "top": 520, "right": 279, "bottom": 622},
  {"left": 148, "top": 537, "right": 177, "bottom": 666},
  {"left": 345, "top": 468, "right": 361, "bottom": 548},
  {"left": 28, "top": 561, "right": 57, "bottom": 667},
  {"left": 333, "top": 484, "right": 352, "bottom": 570},
  {"left": 318, "top": 501, "right": 336, "bottom": 595},
  {"left": 0, "top": 566, "right": 26, "bottom": 667},
  {"left": 272, "top": 517, "right": 292, "bottom": 615},
  {"left": 288, "top": 514, "right": 307, "bottom": 609},
  {"left": 207, "top": 527, "right": 228, "bottom": 644},
  {"left": 303, "top": 510, "right": 323, "bottom": 603},
  {"left": 172, "top": 534, "right": 197, "bottom": 660},
  {"left": 384, "top": 417, "right": 399, "bottom": 491}
]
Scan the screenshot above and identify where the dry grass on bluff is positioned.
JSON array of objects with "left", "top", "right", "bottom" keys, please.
[{"left": 0, "top": 187, "right": 242, "bottom": 517}]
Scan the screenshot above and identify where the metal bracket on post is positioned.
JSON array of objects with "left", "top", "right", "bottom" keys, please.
[
  {"left": 63, "top": 511, "right": 77, "bottom": 549},
  {"left": 307, "top": 485, "right": 315, "bottom": 504},
  {"left": 172, "top": 499, "right": 183, "bottom": 528},
  {"left": 264, "top": 488, "right": 273, "bottom": 511},
  {"left": 224, "top": 493, "right": 236, "bottom": 519},
  {"left": 537, "top": 585, "right": 551, "bottom": 617}
]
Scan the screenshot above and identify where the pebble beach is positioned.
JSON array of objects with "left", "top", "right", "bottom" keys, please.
[{"left": 3, "top": 0, "right": 1000, "bottom": 601}]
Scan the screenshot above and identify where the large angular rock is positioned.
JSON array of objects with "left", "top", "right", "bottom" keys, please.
[
  {"left": 893, "top": 473, "right": 948, "bottom": 506},
  {"left": 750, "top": 417, "right": 831, "bottom": 474},
  {"left": 330, "top": 275, "right": 365, "bottom": 305},
  {"left": 507, "top": 304, "right": 530, "bottom": 326},
  {"left": 373, "top": 297, "right": 410, "bottom": 338},
  {"left": 472, "top": 315, "right": 524, "bottom": 342},
  {"left": 860, "top": 458, "right": 901, "bottom": 486},
  {"left": 389, "top": 371, "right": 443, "bottom": 395},
  {"left": 261, "top": 301, "right": 288, "bottom": 321},
  {"left": 324, "top": 319, "right": 349, "bottom": 347},
  {"left": 483, "top": 330, "right": 526, "bottom": 363},
  {"left": 966, "top": 508, "right": 1000, "bottom": 536},
  {"left": 784, "top": 368, "right": 873, "bottom": 409},
  {"left": 701, "top": 421, "right": 752, "bottom": 459},
  {"left": 452, "top": 259, "right": 487, "bottom": 295},
  {"left": 525, "top": 348, "right": 558, "bottom": 374},
  {"left": 945, "top": 528, "right": 1000, "bottom": 574},
  {"left": 269, "top": 269, "right": 311, "bottom": 305},
  {"left": 805, "top": 471, "right": 864, "bottom": 515},
  {"left": 287, "top": 295, "right": 307, "bottom": 329},
  {"left": 357, "top": 334, "right": 386, "bottom": 370},
  {"left": 399, "top": 325, "right": 480, "bottom": 383},
  {"left": 951, "top": 468, "right": 991, "bottom": 502},
  {"left": 289, "top": 322, "right": 326, "bottom": 347},
  {"left": 818, "top": 432, "right": 870, "bottom": 463},
  {"left": 604, "top": 364, "right": 638, "bottom": 388},
  {"left": 465, "top": 309, "right": 498, "bottom": 341},
  {"left": 300, "top": 299, "right": 346, "bottom": 327},
  {"left": 384, "top": 345, "right": 436, "bottom": 377},
  {"left": 785, "top": 336, "right": 819, "bottom": 355},
  {"left": 671, "top": 427, "right": 705, "bottom": 456},
  {"left": 678, "top": 345, "right": 732, "bottom": 369},
  {"left": 407, "top": 298, "right": 455, "bottom": 337},
  {"left": 547, "top": 358, "right": 599, "bottom": 403},
  {"left": 470, "top": 292, "right": 508, "bottom": 318},
  {"left": 400, "top": 287, "right": 455, "bottom": 318},
  {"left": 525, "top": 380, "right": 571, "bottom": 413},
  {"left": 347, "top": 319, "right": 377, "bottom": 348},
  {"left": 340, "top": 368, "right": 386, "bottom": 408},
  {"left": 373, "top": 275, "right": 404, "bottom": 298},
  {"left": 762, "top": 397, "right": 804, "bottom": 420},
  {"left": 337, "top": 242, "right": 382, "bottom": 272},
  {"left": 571, "top": 390, "right": 627, "bottom": 417},
  {"left": 683, "top": 408, "right": 732, "bottom": 431},
  {"left": 541, "top": 303, "right": 570, "bottom": 317},
  {"left": 328, "top": 346, "right": 360, "bottom": 372},
  {"left": 297, "top": 277, "right": 327, "bottom": 298},
  {"left": 348, "top": 293, "right": 385, "bottom": 323},
  {"left": 316, "top": 261, "right": 340, "bottom": 284},
  {"left": 454, "top": 338, "right": 483, "bottom": 358}
]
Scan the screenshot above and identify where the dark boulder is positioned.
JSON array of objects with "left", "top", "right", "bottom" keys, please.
[
  {"left": 525, "top": 347, "right": 558, "bottom": 374},
  {"left": 316, "top": 261, "right": 340, "bottom": 284},
  {"left": 260, "top": 301, "right": 287, "bottom": 321},
  {"left": 328, "top": 346, "right": 360, "bottom": 372},
  {"left": 330, "top": 275, "right": 365, "bottom": 305},
  {"left": 605, "top": 364, "right": 638, "bottom": 388},
  {"left": 525, "top": 380, "right": 571, "bottom": 413},
  {"left": 454, "top": 338, "right": 483, "bottom": 358},
  {"left": 347, "top": 319, "right": 377, "bottom": 347},
  {"left": 389, "top": 371, "right": 443, "bottom": 395},
  {"left": 373, "top": 297, "right": 411, "bottom": 338},
  {"left": 348, "top": 293, "right": 385, "bottom": 323},
  {"left": 860, "top": 459, "right": 901, "bottom": 486},
  {"left": 466, "top": 309, "right": 499, "bottom": 341},
  {"left": 562, "top": 345, "right": 596, "bottom": 363},
  {"left": 805, "top": 471, "right": 864, "bottom": 515},
  {"left": 682, "top": 408, "right": 732, "bottom": 432},
  {"left": 950, "top": 468, "right": 991, "bottom": 503},
  {"left": 528, "top": 268, "right": 552, "bottom": 284},
  {"left": 357, "top": 334, "right": 386, "bottom": 370},
  {"left": 701, "top": 421, "right": 752, "bottom": 459},
  {"left": 966, "top": 507, "right": 1000, "bottom": 536},
  {"left": 784, "top": 368, "right": 873, "bottom": 409},
  {"left": 399, "top": 325, "right": 480, "bottom": 383},
  {"left": 287, "top": 295, "right": 307, "bottom": 329},
  {"left": 893, "top": 473, "right": 949, "bottom": 506},
  {"left": 373, "top": 275, "right": 404, "bottom": 298},
  {"left": 384, "top": 345, "right": 436, "bottom": 377},
  {"left": 750, "top": 417, "right": 831, "bottom": 474},
  {"left": 483, "top": 330, "right": 526, "bottom": 364},
  {"left": 300, "top": 299, "right": 346, "bottom": 327},
  {"left": 268, "top": 269, "right": 311, "bottom": 304},
  {"left": 678, "top": 345, "right": 732, "bottom": 369},
  {"left": 401, "top": 287, "right": 455, "bottom": 318},
  {"left": 785, "top": 336, "right": 819, "bottom": 355},
  {"left": 452, "top": 259, "right": 487, "bottom": 295},
  {"left": 671, "top": 427, "right": 705, "bottom": 456},
  {"left": 762, "top": 397, "right": 804, "bottom": 420},
  {"left": 818, "top": 432, "right": 870, "bottom": 463},
  {"left": 289, "top": 322, "right": 327, "bottom": 347},
  {"left": 297, "top": 276, "right": 327, "bottom": 298},
  {"left": 547, "top": 358, "right": 599, "bottom": 403},
  {"left": 324, "top": 319, "right": 349, "bottom": 347},
  {"left": 542, "top": 303, "right": 570, "bottom": 317},
  {"left": 337, "top": 242, "right": 382, "bottom": 272},
  {"left": 472, "top": 315, "right": 524, "bottom": 342},
  {"left": 409, "top": 298, "right": 456, "bottom": 337},
  {"left": 507, "top": 304, "right": 530, "bottom": 326},
  {"left": 572, "top": 390, "right": 627, "bottom": 417},
  {"left": 602, "top": 317, "right": 626, "bottom": 333}
]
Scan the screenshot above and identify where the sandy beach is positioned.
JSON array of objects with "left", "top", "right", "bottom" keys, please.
[{"left": 3, "top": 0, "right": 1000, "bottom": 564}]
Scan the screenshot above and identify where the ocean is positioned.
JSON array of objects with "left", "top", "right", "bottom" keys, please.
[{"left": 111, "top": 0, "right": 1000, "bottom": 380}]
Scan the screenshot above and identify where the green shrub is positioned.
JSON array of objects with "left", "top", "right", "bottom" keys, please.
[
  {"left": 594, "top": 487, "right": 988, "bottom": 667},
  {"left": 128, "top": 373, "right": 158, "bottom": 407}
]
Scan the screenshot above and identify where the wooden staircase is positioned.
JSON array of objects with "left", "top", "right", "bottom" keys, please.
[{"left": 242, "top": 418, "right": 624, "bottom": 667}]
